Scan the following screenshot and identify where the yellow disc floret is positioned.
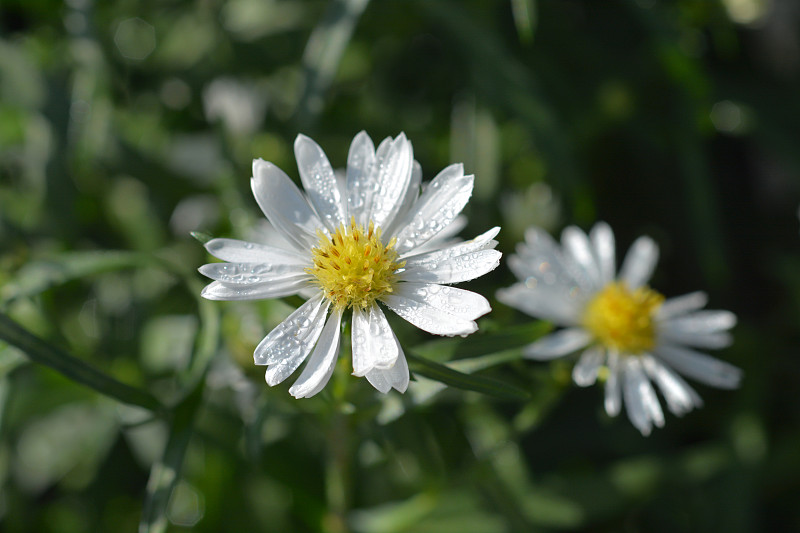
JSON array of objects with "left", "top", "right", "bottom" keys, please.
[
  {"left": 308, "top": 218, "right": 404, "bottom": 311},
  {"left": 582, "top": 282, "right": 664, "bottom": 355}
]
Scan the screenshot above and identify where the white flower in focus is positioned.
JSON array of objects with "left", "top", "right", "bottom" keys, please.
[
  {"left": 497, "top": 222, "right": 741, "bottom": 435},
  {"left": 200, "top": 132, "right": 501, "bottom": 398}
]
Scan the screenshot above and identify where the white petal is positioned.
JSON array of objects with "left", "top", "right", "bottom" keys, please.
[
  {"left": 562, "top": 226, "right": 602, "bottom": 289},
  {"left": 384, "top": 160, "right": 424, "bottom": 238},
  {"left": 351, "top": 305, "right": 399, "bottom": 377},
  {"left": 294, "top": 134, "right": 346, "bottom": 230},
  {"left": 642, "top": 354, "right": 702, "bottom": 416},
  {"left": 660, "top": 310, "right": 737, "bottom": 334},
  {"left": 401, "top": 228, "right": 501, "bottom": 284},
  {"left": 404, "top": 227, "right": 499, "bottom": 266},
  {"left": 659, "top": 304, "right": 737, "bottom": 348},
  {"left": 345, "top": 131, "right": 377, "bottom": 225},
  {"left": 509, "top": 226, "right": 594, "bottom": 293},
  {"left": 522, "top": 328, "right": 592, "bottom": 360},
  {"left": 657, "top": 291, "right": 708, "bottom": 320},
  {"left": 204, "top": 238, "right": 307, "bottom": 265},
  {"left": 382, "top": 283, "right": 490, "bottom": 337},
  {"left": 654, "top": 344, "right": 742, "bottom": 389},
  {"left": 288, "top": 310, "right": 343, "bottom": 398},
  {"left": 365, "top": 340, "right": 409, "bottom": 393},
  {"left": 496, "top": 283, "right": 583, "bottom": 326},
  {"left": 604, "top": 351, "right": 621, "bottom": 416},
  {"left": 658, "top": 330, "right": 733, "bottom": 350},
  {"left": 198, "top": 262, "right": 306, "bottom": 284},
  {"left": 251, "top": 159, "right": 322, "bottom": 250},
  {"left": 256, "top": 294, "right": 328, "bottom": 365},
  {"left": 572, "top": 346, "right": 605, "bottom": 386},
  {"left": 619, "top": 236, "right": 659, "bottom": 289},
  {"left": 392, "top": 164, "right": 474, "bottom": 255},
  {"left": 366, "top": 133, "right": 414, "bottom": 230},
  {"left": 263, "top": 300, "right": 330, "bottom": 385},
  {"left": 201, "top": 277, "right": 309, "bottom": 300},
  {"left": 402, "top": 215, "right": 470, "bottom": 255},
  {"left": 622, "top": 357, "right": 664, "bottom": 436},
  {"left": 590, "top": 222, "right": 616, "bottom": 285}
]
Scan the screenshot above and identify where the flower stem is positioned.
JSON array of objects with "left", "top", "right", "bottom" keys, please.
[{"left": 322, "top": 318, "right": 353, "bottom": 533}]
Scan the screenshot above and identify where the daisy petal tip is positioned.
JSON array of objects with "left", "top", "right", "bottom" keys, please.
[
  {"left": 393, "top": 380, "right": 409, "bottom": 394},
  {"left": 294, "top": 132, "right": 311, "bottom": 146},
  {"left": 287, "top": 382, "right": 310, "bottom": 399},
  {"left": 264, "top": 369, "right": 282, "bottom": 387},
  {"left": 199, "top": 283, "right": 223, "bottom": 301},
  {"left": 604, "top": 398, "right": 621, "bottom": 418},
  {"left": 251, "top": 158, "right": 269, "bottom": 177},
  {"left": 458, "top": 321, "right": 480, "bottom": 338}
]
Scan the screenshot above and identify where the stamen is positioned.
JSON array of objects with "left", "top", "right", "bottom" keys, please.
[
  {"left": 307, "top": 220, "right": 405, "bottom": 310},
  {"left": 583, "top": 282, "right": 664, "bottom": 355}
]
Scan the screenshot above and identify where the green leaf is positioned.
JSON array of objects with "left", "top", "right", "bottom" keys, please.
[
  {"left": 510, "top": 0, "right": 537, "bottom": 44},
  {"left": 406, "top": 353, "right": 530, "bottom": 401},
  {"left": 139, "top": 380, "right": 204, "bottom": 533},
  {"left": 295, "top": 0, "right": 371, "bottom": 124},
  {"left": 1, "top": 250, "right": 149, "bottom": 303},
  {"left": 410, "top": 321, "right": 551, "bottom": 363},
  {"left": 190, "top": 231, "right": 212, "bottom": 244},
  {"left": 0, "top": 312, "right": 164, "bottom": 413},
  {"left": 181, "top": 279, "right": 222, "bottom": 389}
]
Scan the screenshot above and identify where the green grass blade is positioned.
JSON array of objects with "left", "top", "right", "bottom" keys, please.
[
  {"left": 139, "top": 380, "right": 205, "bottom": 533},
  {"left": 181, "top": 279, "right": 222, "bottom": 389},
  {"left": 510, "top": 0, "right": 537, "bottom": 44},
  {"left": 410, "top": 321, "right": 551, "bottom": 363},
  {"left": 406, "top": 352, "right": 530, "bottom": 401},
  {"left": 296, "top": 0, "right": 370, "bottom": 124},
  {"left": 0, "top": 312, "right": 164, "bottom": 412},
  {"left": 1, "top": 250, "right": 149, "bottom": 303}
]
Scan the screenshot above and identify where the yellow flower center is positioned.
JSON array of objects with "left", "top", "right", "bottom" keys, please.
[
  {"left": 308, "top": 219, "right": 404, "bottom": 311},
  {"left": 582, "top": 282, "right": 664, "bottom": 355}
]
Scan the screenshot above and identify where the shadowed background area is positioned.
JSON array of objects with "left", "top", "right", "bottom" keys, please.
[{"left": 1, "top": 0, "right": 799, "bottom": 531}]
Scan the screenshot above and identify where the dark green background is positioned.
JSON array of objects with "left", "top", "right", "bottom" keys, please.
[{"left": 1, "top": 0, "right": 798, "bottom": 531}]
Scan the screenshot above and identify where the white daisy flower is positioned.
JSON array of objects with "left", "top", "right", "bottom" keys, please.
[
  {"left": 497, "top": 222, "right": 741, "bottom": 435},
  {"left": 200, "top": 132, "right": 501, "bottom": 398}
]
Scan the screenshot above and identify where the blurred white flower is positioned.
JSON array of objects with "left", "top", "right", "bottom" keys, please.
[
  {"left": 498, "top": 222, "right": 741, "bottom": 435},
  {"left": 202, "top": 77, "right": 267, "bottom": 135},
  {"left": 200, "top": 132, "right": 500, "bottom": 398}
]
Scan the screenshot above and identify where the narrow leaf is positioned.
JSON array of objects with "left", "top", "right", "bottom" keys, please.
[
  {"left": 190, "top": 231, "right": 212, "bottom": 244},
  {"left": 139, "top": 381, "right": 204, "bottom": 533},
  {"left": 1, "top": 250, "right": 149, "bottom": 303},
  {"left": 0, "top": 312, "right": 164, "bottom": 412},
  {"left": 296, "top": 0, "right": 370, "bottom": 124},
  {"left": 406, "top": 353, "right": 530, "bottom": 401},
  {"left": 510, "top": 0, "right": 537, "bottom": 44},
  {"left": 411, "top": 321, "right": 551, "bottom": 363},
  {"left": 181, "top": 279, "right": 221, "bottom": 388}
]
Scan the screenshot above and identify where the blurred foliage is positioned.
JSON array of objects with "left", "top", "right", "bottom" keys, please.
[{"left": 1, "top": 0, "right": 799, "bottom": 531}]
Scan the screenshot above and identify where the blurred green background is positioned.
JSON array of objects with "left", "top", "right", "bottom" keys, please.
[{"left": 1, "top": 0, "right": 799, "bottom": 531}]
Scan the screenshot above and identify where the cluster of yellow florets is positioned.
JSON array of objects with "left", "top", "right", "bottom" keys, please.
[
  {"left": 583, "top": 282, "right": 664, "bottom": 354},
  {"left": 308, "top": 218, "right": 404, "bottom": 310}
]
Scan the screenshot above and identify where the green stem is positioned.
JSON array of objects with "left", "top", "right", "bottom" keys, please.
[
  {"left": 323, "top": 318, "right": 353, "bottom": 533},
  {"left": 324, "top": 410, "right": 351, "bottom": 533}
]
